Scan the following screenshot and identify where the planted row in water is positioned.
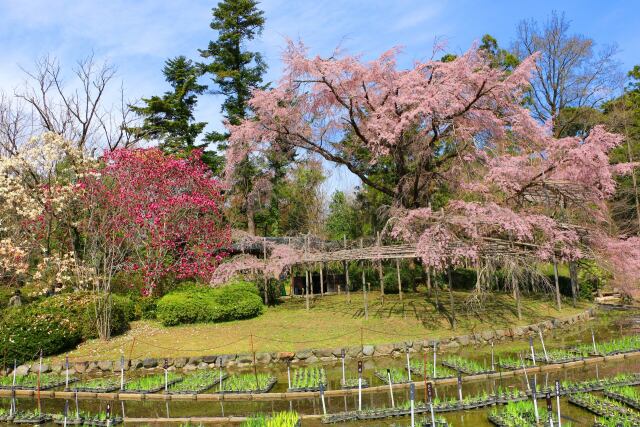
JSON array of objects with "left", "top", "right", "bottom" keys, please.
[
  {"left": 0, "top": 373, "right": 75, "bottom": 391},
  {"left": 568, "top": 392, "right": 640, "bottom": 423},
  {"left": 288, "top": 367, "right": 326, "bottom": 392},
  {"left": 488, "top": 400, "right": 559, "bottom": 427},
  {"left": 219, "top": 373, "right": 276, "bottom": 394}
]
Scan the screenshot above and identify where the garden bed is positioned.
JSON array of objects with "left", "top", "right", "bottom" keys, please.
[
  {"left": 123, "top": 372, "right": 183, "bottom": 394},
  {"left": 82, "top": 415, "right": 123, "bottom": 427},
  {"left": 488, "top": 400, "right": 556, "bottom": 427},
  {"left": 241, "top": 411, "right": 300, "bottom": 427},
  {"left": 594, "top": 413, "right": 640, "bottom": 427},
  {"left": 568, "top": 393, "right": 640, "bottom": 422},
  {"left": 533, "top": 373, "right": 640, "bottom": 396},
  {"left": 491, "top": 387, "right": 528, "bottom": 405},
  {"left": 217, "top": 373, "right": 277, "bottom": 394},
  {"left": 410, "top": 360, "right": 456, "bottom": 379},
  {"left": 287, "top": 366, "right": 327, "bottom": 392},
  {"left": 603, "top": 386, "right": 640, "bottom": 411},
  {"left": 0, "top": 373, "right": 76, "bottom": 390},
  {"left": 441, "top": 356, "right": 495, "bottom": 375},
  {"left": 72, "top": 377, "right": 121, "bottom": 393},
  {"left": 53, "top": 413, "right": 85, "bottom": 426},
  {"left": 12, "top": 411, "right": 52, "bottom": 425},
  {"left": 322, "top": 392, "right": 497, "bottom": 423},
  {"left": 340, "top": 378, "right": 369, "bottom": 390},
  {"left": 374, "top": 367, "right": 412, "bottom": 384},
  {"left": 0, "top": 409, "right": 13, "bottom": 423},
  {"left": 527, "top": 349, "right": 587, "bottom": 364},
  {"left": 166, "top": 370, "right": 227, "bottom": 394},
  {"left": 496, "top": 356, "right": 535, "bottom": 370}
]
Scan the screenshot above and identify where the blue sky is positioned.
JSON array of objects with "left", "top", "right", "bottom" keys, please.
[{"left": 0, "top": 0, "right": 638, "bottom": 192}]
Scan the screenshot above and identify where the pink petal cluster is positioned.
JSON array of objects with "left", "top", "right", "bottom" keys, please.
[
  {"left": 81, "top": 148, "right": 230, "bottom": 293},
  {"left": 210, "top": 243, "right": 302, "bottom": 286},
  {"left": 227, "top": 40, "right": 638, "bottom": 289}
]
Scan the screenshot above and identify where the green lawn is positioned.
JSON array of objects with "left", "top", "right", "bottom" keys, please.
[{"left": 52, "top": 291, "right": 589, "bottom": 362}]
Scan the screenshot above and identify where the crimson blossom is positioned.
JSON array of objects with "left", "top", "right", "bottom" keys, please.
[
  {"left": 225, "top": 40, "right": 639, "bottom": 291},
  {"left": 81, "top": 148, "right": 230, "bottom": 294}
]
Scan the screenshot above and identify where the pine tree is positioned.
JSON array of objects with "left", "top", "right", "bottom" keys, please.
[
  {"left": 199, "top": 0, "right": 266, "bottom": 143},
  {"left": 129, "top": 56, "right": 221, "bottom": 171},
  {"left": 199, "top": 0, "right": 268, "bottom": 234}
]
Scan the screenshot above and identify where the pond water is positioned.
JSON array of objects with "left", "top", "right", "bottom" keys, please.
[{"left": 3, "top": 305, "right": 640, "bottom": 426}]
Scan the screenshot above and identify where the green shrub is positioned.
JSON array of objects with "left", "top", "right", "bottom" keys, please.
[
  {"left": 0, "top": 304, "right": 82, "bottom": 365},
  {"left": 0, "top": 292, "right": 133, "bottom": 365},
  {"left": 134, "top": 297, "right": 158, "bottom": 320},
  {"left": 156, "top": 283, "right": 264, "bottom": 326}
]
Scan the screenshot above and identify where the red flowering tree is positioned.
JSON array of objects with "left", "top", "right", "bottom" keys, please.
[
  {"left": 80, "top": 148, "right": 230, "bottom": 301},
  {"left": 226, "top": 41, "right": 639, "bottom": 300}
]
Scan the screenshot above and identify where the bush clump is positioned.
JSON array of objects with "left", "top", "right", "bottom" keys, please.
[
  {"left": 157, "top": 281, "right": 264, "bottom": 326},
  {"left": 0, "top": 292, "right": 133, "bottom": 365}
]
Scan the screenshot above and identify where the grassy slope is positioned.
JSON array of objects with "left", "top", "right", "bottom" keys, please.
[{"left": 52, "top": 291, "right": 589, "bottom": 362}]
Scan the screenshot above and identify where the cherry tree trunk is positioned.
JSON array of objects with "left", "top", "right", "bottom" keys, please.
[
  {"left": 553, "top": 258, "right": 562, "bottom": 310},
  {"left": 447, "top": 267, "right": 457, "bottom": 329},
  {"left": 569, "top": 262, "right": 579, "bottom": 307}
]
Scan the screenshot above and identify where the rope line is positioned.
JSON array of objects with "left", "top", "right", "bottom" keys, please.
[
  {"left": 252, "top": 331, "right": 358, "bottom": 344},
  {"left": 132, "top": 336, "right": 251, "bottom": 353}
]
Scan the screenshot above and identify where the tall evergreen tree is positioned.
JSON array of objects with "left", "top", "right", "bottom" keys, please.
[
  {"left": 199, "top": 0, "right": 269, "bottom": 235},
  {"left": 129, "top": 56, "right": 221, "bottom": 171},
  {"left": 199, "top": 0, "right": 266, "bottom": 143}
]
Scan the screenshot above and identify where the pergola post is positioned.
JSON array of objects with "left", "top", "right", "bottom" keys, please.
[
  {"left": 344, "top": 235, "right": 350, "bottom": 302},
  {"left": 377, "top": 232, "right": 385, "bottom": 301},
  {"left": 305, "top": 268, "right": 310, "bottom": 311},
  {"left": 310, "top": 266, "right": 314, "bottom": 297},
  {"left": 396, "top": 259, "right": 402, "bottom": 301},
  {"left": 320, "top": 262, "right": 324, "bottom": 296},
  {"left": 362, "top": 262, "right": 368, "bottom": 320}
]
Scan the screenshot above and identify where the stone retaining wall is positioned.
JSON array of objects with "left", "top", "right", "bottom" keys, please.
[{"left": 10, "top": 308, "right": 595, "bottom": 376}]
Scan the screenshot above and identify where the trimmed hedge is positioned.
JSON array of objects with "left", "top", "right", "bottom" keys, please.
[
  {"left": 157, "top": 281, "right": 264, "bottom": 326},
  {"left": 0, "top": 292, "right": 132, "bottom": 365}
]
